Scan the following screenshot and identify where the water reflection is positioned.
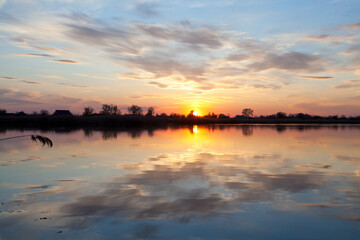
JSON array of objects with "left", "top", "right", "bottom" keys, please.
[{"left": 0, "top": 125, "right": 359, "bottom": 239}]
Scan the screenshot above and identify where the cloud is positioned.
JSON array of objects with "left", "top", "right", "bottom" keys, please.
[
  {"left": 16, "top": 185, "right": 51, "bottom": 189},
  {"left": 0, "top": 87, "right": 101, "bottom": 113},
  {"left": 0, "top": 11, "right": 20, "bottom": 24},
  {"left": 117, "top": 163, "right": 142, "bottom": 170},
  {"left": 297, "top": 76, "right": 333, "bottom": 80},
  {"left": 58, "top": 82, "right": 89, "bottom": 88},
  {"left": 302, "top": 34, "right": 357, "bottom": 44},
  {"left": 294, "top": 102, "right": 360, "bottom": 115},
  {"left": 225, "top": 53, "right": 248, "bottom": 62},
  {"left": 347, "top": 79, "right": 360, "bottom": 83},
  {"left": 148, "top": 81, "right": 168, "bottom": 88},
  {"left": 334, "top": 81, "right": 360, "bottom": 89},
  {"left": 249, "top": 52, "right": 325, "bottom": 72},
  {"left": 65, "top": 23, "right": 127, "bottom": 46},
  {"left": 304, "top": 35, "right": 329, "bottom": 41},
  {"left": 21, "top": 80, "right": 42, "bottom": 85},
  {"left": 134, "top": 2, "right": 160, "bottom": 17},
  {"left": 76, "top": 73, "right": 113, "bottom": 81},
  {"left": 296, "top": 163, "right": 331, "bottom": 169},
  {"left": 17, "top": 53, "right": 52, "bottom": 57},
  {"left": 52, "top": 179, "right": 80, "bottom": 182},
  {"left": 236, "top": 39, "right": 271, "bottom": 55},
  {"left": 135, "top": 23, "right": 224, "bottom": 49},
  {"left": 297, "top": 203, "right": 339, "bottom": 208},
  {"left": 147, "top": 153, "right": 171, "bottom": 161},
  {"left": 251, "top": 84, "right": 281, "bottom": 90},
  {"left": 52, "top": 59, "right": 79, "bottom": 64},
  {"left": 122, "top": 55, "right": 206, "bottom": 82},
  {"left": 195, "top": 83, "right": 216, "bottom": 91},
  {"left": 0, "top": 76, "right": 42, "bottom": 84},
  {"left": 0, "top": 76, "right": 18, "bottom": 80},
  {"left": 39, "top": 75, "right": 63, "bottom": 79},
  {"left": 339, "top": 22, "right": 360, "bottom": 30},
  {"left": 0, "top": 88, "right": 40, "bottom": 99},
  {"left": 0, "top": 0, "right": 6, "bottom": 8}
]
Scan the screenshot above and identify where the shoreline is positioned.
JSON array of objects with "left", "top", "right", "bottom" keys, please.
[{"left": 1, "top": 115, "right": 359, "bottom": 130}]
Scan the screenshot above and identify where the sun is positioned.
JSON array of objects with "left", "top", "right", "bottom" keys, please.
[{"left": 193, "top": 110, "right": 199, "bottom": 116}]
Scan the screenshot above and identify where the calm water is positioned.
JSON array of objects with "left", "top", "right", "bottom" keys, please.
[{"left": 0, "top": 125, "right": 359, "bottom": 240}]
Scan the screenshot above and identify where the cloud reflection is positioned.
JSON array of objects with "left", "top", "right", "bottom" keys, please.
[
  {"left": 53, "top": 150, "right": 330, "bottom": 229},
  {"left": 0, "top": 126, "right": 359, "bottom": 239}
]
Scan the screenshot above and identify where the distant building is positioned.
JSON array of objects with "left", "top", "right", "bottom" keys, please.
[
  {"left": 53, "top": 110, "right": 72, "bottom": 116},
  {"left": 16, "top": 111, "right": 27, "bottom": 116}
]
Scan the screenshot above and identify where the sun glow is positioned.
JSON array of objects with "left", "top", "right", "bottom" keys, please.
[
  {"left": 193, "top": 111, "right": 199, "bottom": 116},
  {"left": 193, "top": 125, "right": 198, "bottom": 133}
]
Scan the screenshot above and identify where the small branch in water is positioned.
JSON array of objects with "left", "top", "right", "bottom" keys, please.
[
  {"left": 31, "top": 135, "right": 53, "bottom": 147},
  {"left": 0, "top": 135, "right": 53, "bottom": 147}
]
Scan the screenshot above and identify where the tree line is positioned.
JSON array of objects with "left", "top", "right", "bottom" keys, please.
[
  {"left": 0, "top": 105, "right": 359, "bottom": 120},
  {"left": 83, "top": 105, "right": 153, "bottom": 116}
]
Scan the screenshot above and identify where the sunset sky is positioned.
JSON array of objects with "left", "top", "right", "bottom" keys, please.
[{"left": 0, "top": 0, "right": 359, "bottom": 116}]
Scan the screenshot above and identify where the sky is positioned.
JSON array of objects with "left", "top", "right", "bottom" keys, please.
[{"left": 0, "top": 0, "right": 359, "bottom": 116}]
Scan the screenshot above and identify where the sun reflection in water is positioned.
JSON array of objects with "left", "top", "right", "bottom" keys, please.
[{"left": 193, "top": 125, "right": 198, "bottom": 133}]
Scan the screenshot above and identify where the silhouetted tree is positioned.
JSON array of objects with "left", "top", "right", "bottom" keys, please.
[
  {"left": 204, "top": 112, "right": 217, "bottom": 118},
  {"left": 242, "top": 108, "right": 254, "bottom": 118},
  {"left": 83, "top": 106, "right": 95, "bottom": 116},
  {"left": 100, "top": 104, "right": 111, "bottom": 115},
  {"left": 100, "top": 104, "right": 120, "bottom": 115},
  {"left": 187, "top": 110, "right": 195, "bottom": 118},
  {"left": 40, "top": 109, "right": 49, "bottom": 116},
  {"left": 218, "top": 113, "right": 229, "bottom": 119},
  {"left": 128, "top": 105, "right": 143, "bottom": 115},
  {"left": 0, "top": 108, "right": 7, "bottom": 115},
  {"left": 145, "top": 107, "right": 154, "bottom": 117},
  {"left": 170, "top": 113, "right": 185, "bottom": 118},
  {"left": 276, "top": 112, "right": 287, "bottom": 119},
  {"left": 294, "top": 113, "right": 311, "bottom": 119}
]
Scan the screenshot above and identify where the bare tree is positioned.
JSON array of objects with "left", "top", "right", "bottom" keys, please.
[
  {"left": 145, "top": 107, "right": 154, "bottom": 116},
  {"left": 276, "top": 112, "right": 287, "bottom": 119},
  {"left": 128, "top": 105, "right": 143, "bottom": 115},
  {"left": 40, "top": 109, "right": 49, "bottom": 116},
  {"left": 0, "top": 108, "right": 7, "bottom": 115},
  {"left": 83, "top": 106, "right": 95, "bottom": 116},
  {"left": 242, "top": 108, "right": 254, "bottom": 118},
  {"left": 100, "top": 104, "right": 121, "bottom": 115},
  {"left": 187, "top": 110, "right": 195, "bottom": 118},
  {"left": 204, "top": 112, "right": 217, "bottom": 118}
]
